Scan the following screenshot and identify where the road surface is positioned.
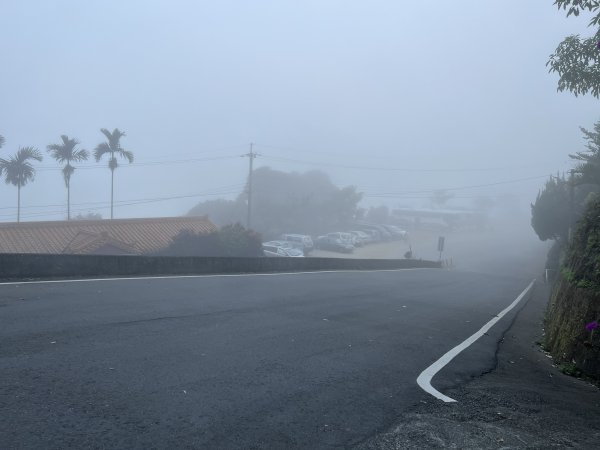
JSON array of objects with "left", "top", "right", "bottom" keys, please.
[{"left": 0, "top": 268, "right": 535, "bottom": 449}]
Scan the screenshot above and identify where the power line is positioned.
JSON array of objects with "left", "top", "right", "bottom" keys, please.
[
  {"left": 0, "top": 185, "right": 245, "bottom": 220},
  {"left": 258, "top": 154, "right": 547, "bottom": 173},
  {"left": 362, "top": 174, "right": 551, "bottom": 197},
  {"left": 35, "top": 155, "right": 241, "bottom": 172}
]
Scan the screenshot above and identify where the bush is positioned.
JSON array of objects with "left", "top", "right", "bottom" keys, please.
[{"left": 159, "top": 224, "right": 263, "bottom": 257}]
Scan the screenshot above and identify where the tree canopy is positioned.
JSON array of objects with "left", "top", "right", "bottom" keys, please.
[
  {"left": 188, "top": 167, "right": 362, "bottom": 239},
  {"left": 531, "top": 176, "right": 571, "bottom": 241},
  {"left": 571, "top": 119, "right": 600, "bottom": 185},
  {"left": 548, "top": 0, "right": 600, "bottom": 97}
]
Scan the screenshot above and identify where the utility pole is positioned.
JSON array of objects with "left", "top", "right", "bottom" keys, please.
[{"left": 242, "top": 143, "right": 259, "bottom": 229}]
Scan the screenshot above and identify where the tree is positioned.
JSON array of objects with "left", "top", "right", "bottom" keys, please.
[
  {"left": 93, "top": 128, "right": 133, "bottom": 219},
  {"left": 188, "top": 168, "right": 363, "bottom": 239},
  {"left": 548, "top": 0, "right": 600, "bottom": 97},
  {"left": 531, "top": 176, "right": 571, "bottom": 241},
  {"left": 0, "top": 147, "right": 43, "bottom": 222},
  {"left": 47, "top": 135, "right": 89, "bottom": 220},
  {"left": 73, "top": 212, "right": 103, "bottom": 221},
  {"left": 571, "top": 120, "right": 600, "bottom": 185},
  {"left": 430, "top": 189, "right": 454, "bottom": 209},
  {"left": 158, "top": 224, "right": 262, "bottom": 257},
  {"left": 0, "top": 135, "right": 5, "bottom": 149},
  {"left": 218, "top": 223, "right": 263, "bottom": 257}
]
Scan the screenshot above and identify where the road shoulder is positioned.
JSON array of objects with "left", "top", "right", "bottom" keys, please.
[{"left": 356, "top": 282, "right": 600, "bottom": 449}]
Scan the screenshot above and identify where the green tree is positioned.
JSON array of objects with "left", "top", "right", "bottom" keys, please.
[
  {"left": 531, "top": 175, "right": 571, "bottom": 241},
  {"left": 159, "top": 224, "right": 262, "bottom": 257},
  {"left": 548, "top": 0, "right": 600, "bottom": 97},
  {"left": 47, "top": 135, "right": 89, "bottom": 220},
  {"left": 0, "top": 147, "right": 43, "bottom": 222},
  {"left": 571, "top": 120, "right": 600, "bottom": 185},
  {"left": 93, "top": 128, "right": 133, "bottom": 219}
]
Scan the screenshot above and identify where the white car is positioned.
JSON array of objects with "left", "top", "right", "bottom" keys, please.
[{"left": 262, "top": 242, "right": 305, "bottom": 257}]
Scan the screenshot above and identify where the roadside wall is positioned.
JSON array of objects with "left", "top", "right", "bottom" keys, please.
[
  {"left": 0, "top": 253, "right": 441, "bottom": 280},
  {"left": 545, "top": 197, "right": 600, "bottom": 379}
]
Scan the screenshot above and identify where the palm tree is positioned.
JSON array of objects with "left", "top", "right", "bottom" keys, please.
[
  {"left": 94, "top": 128, "right": 133, "bottom": 219},
  {"left": 0, "top": 147, "right": 43, "bottom": 222},
  {"left": 47, "top": 135, "right": 89, "bottom": 220}
]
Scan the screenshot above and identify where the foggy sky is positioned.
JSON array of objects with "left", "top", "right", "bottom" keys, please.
[{"left": 1, "top": 0, "right": 598, "bottom": 223}]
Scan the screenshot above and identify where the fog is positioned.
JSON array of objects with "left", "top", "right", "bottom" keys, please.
[{"left": 0, "top": 0, "right": 597, "bottom": 255}]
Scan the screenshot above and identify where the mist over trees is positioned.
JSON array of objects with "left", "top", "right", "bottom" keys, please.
[{"left": 188, "top": 167, "right": 362, "bottom": 239}]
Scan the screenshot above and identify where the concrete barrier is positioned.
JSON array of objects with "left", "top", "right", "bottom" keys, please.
[{"left": 0, "top": 253, "right": 441, "bottom": 280}]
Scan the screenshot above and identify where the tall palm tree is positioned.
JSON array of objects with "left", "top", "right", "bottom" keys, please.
[
  {"left": 47, "top": 135, "right": 89, "bottom": 220},
  {"left": 94, "top": 128, "right": 133, "bottom": 219},
  {"left": 0, "top": 147, "right": 43, "bottom": 222}
]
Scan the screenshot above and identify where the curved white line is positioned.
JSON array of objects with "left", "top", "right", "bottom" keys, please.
[{"left": 417, "top": 279, "right": 535, "bottom": 403}]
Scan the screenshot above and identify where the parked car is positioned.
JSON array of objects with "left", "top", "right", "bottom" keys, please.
[
  {"left": 315, "top": 235, "right": 354, "bottom": 253},
  {"left": 262, "top": 242, "right": 305, "bottom": 257},
  {"left": 280, "top": 234, "right": 314, "bottom": 254},
  {"left": 360, "top": 225, "right": 392, "bottom": 241},
  {"left": 349, "top": 230, "right": 370, "bottom": 246},
  {"left": 326, "top": 232, "right": 355, "bottom": 246},
  {"left": 382, "top": 224, "right": 409, "bottom": 240},
  {"left": 359, "top": 228, "right": 382, "bottom": 242}
]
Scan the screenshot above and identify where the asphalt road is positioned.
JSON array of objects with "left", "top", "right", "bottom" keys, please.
[{"left": 0, "top": 267, "right": 537, "bottom": 449}]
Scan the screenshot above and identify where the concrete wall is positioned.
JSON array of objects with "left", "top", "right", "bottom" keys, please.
[{"left": 0, "top": 253, "right": 441, "bottom": 280}]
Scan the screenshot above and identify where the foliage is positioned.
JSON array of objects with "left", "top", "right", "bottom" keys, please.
[
  {"left": 94, "top": 128, "right": 133, "bottom": 170},
  {"left": 188, "top": 198, "right": 247, "bottom": 227},
  {"left": 47, "top": 135, "right": 89, "bottom": 220},
  {"left": 160, "top": 229, "right": 223, "bottom": 256},
  {"left": 73, "top": 212, "right": 103, "bottom": 220},
  {"left": 562, "top": 196, "right": 600, "bottom": 291},
  {"left": 218, "top": 223, "right": 263, "bottom": 257},
  {"left": 548, "top": 1, "right": 600, "bottom": 97},
  {"left": 0, "top": 147, "right": 43, "bottom": 188},
  {"left": 0, "top": 147, "right": 44, "bottom": 222},
  {"left": 47, "top": 135, "right": 89, "bottom": 187},
  {"left": 559, "top": 361, "right": 583, "bottom": 377},
  {"left": 0, "top": 135, "right": 4, "bottom": 149},
  {"left": 531, "top": 175, "right": 571, "bottom": 241},
  {"left": 430, "top": 189, "right": 454, "bottom": 208},
  {"left": 571, "top": 120, "right": 600, "bottom": 185},
  {"left": 189, "top": 168, "right": 362, "bottom": 239},
  {"left": 94, "top": 128, "right": 133, "bottom": 219},
  {"left": 159, "top": 224, "right": 262, "bottom": 257}
]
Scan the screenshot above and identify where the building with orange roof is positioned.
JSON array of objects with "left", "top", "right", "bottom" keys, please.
[{"left": 0, "top": 216, "right": 217, "bottom": 255}]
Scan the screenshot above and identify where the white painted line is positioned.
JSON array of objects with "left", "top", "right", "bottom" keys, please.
[
  {"left": 416, "top": 279, "right": 535, "bottom": 403},
  {"left": 0, "top": 267, "right": 432, "bottom": 286}
]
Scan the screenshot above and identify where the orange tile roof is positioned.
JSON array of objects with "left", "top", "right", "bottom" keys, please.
[{"left": 0, "top": 216, "right": 217, "bottom": 255}]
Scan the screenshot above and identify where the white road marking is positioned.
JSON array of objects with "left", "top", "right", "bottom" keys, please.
[
  {"left": 416, "top": 279, "right": 535, "bottom": 403},
  {"left": 0, "top": 267, "right": 431, "bottom": 286}
]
